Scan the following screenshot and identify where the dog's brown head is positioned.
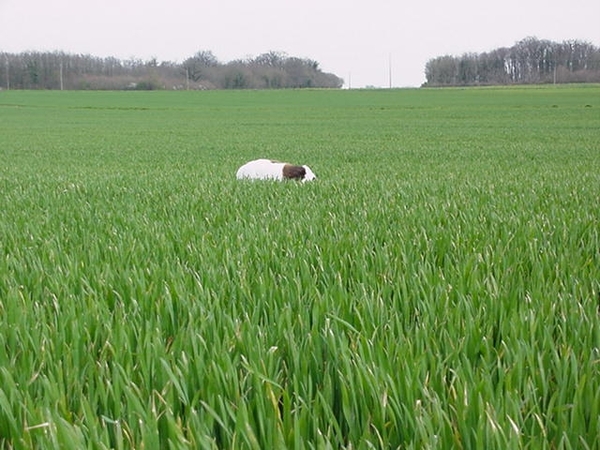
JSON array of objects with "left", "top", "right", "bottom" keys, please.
[{"left": 282, "top": 164, "right": 307, "bottom": 180}]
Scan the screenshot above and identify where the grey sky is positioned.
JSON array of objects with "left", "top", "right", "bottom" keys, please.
[{"left": 1, "top": 0, "right": 598, "bottom": 87}]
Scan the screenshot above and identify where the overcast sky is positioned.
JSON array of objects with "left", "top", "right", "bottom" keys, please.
[{"left": 1, "top": 0, "right": 599, "bottom": 87}]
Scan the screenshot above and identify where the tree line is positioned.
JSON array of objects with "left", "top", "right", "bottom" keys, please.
[
  {"left": 424, "top": 37, "right": 600, "bottom": 86},
  {"left": 0, "top": 50, "right": 343, "bottom": 90}
]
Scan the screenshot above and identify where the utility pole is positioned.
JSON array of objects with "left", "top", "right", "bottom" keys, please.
[{"left": 389, "top": 53, "right": 392, "bottom": 89}]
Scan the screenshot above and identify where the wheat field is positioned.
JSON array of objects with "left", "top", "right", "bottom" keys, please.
[{"left": 0, "top": 86, "right": 599, "bottom": 448}]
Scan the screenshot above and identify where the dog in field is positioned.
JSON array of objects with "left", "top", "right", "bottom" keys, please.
[{"left": 236, "top": 159, "right": 317, "bottom": 182}]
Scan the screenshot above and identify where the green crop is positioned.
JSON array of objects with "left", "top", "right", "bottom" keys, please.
[{"left": 0, "top": 86, "right": 599, "bottom": 448}]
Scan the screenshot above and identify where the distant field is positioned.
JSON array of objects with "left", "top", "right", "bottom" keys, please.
[{"left": 0, "top": 86, "right": 599, "bottom": 448}]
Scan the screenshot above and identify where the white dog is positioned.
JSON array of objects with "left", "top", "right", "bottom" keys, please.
[{"left": 236, "top": 159, "right": 317, "bottom": 182}]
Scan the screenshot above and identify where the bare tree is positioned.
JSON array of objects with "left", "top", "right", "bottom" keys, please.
[{"left": 182, "top": 50, "right": 219, "bottom": 82}]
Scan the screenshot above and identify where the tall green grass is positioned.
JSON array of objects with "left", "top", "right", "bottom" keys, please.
[{"left": 0, "top": 86, "right": 599, "bottom": 448}]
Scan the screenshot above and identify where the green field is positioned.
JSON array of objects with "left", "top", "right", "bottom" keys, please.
[{"left": 0, "top": 86, "right": 599, "bottom": 449}]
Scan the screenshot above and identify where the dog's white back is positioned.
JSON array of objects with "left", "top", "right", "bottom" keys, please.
[{"left": 236, "top": 159, "right": 285, "bottom": 180}]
